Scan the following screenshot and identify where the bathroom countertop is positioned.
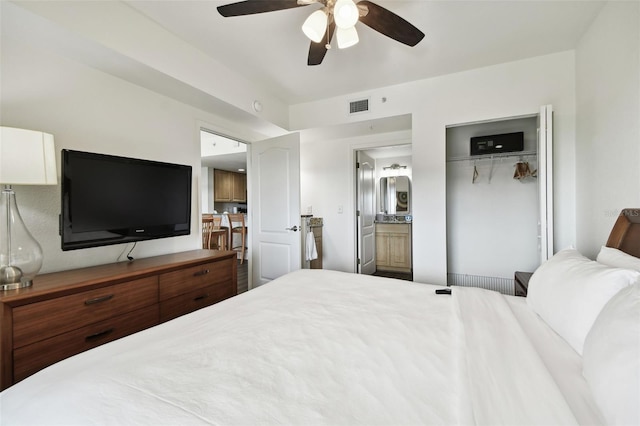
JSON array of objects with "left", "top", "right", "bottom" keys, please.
[{"left": 375, "top": 220, "right": 412, "bottom": 224}]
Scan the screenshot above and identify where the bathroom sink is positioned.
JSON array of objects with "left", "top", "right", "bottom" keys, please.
[{"left": 376, "top": 215, "right": 411, "bottom": 224}]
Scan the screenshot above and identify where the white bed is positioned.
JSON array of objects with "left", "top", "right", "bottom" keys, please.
[{"left": 1, "top": 210, "right": 639, "bottom": 425}]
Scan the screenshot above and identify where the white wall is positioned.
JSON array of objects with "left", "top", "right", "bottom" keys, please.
[
  {"left": 4, "top": 1, "right": 290, "bottom": 133},
  {"left": 297, "top": 51, "right": 576, "bottom": 284},
  {"left": 575, "top": 1, "right": 640, "bottom": 258},
  {"left": 1, "top": 37, "right": 256, "bottom": 273},
  {"left": 200, "top": 167, "right": 223, "bottom": 214}
]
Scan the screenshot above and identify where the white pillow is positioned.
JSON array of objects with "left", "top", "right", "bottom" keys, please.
[
  {"left": 597, "top": 245, "right": 640, "bottom": 272},
  {"left": 582, "top": 283, "right": 640, "bottom": 426},
  {"left": 526, "top": 248, "right": 640, "bottom": 354}
]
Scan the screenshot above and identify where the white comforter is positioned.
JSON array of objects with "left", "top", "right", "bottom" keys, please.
[{"left": 0, "top": 269, "right": 600, "bottom": 425}]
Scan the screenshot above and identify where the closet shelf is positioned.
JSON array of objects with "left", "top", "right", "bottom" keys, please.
[{"left": 446, "top": 150, "right": 537, "bottom": 163}]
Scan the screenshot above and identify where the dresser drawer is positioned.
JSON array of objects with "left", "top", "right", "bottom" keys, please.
[
  {"left": 13, "top": 305, "right": 159, "bottom": 383},
  {"left": 160, "top": 280, "right": 234, "bottom": 322},
  {"left": 159, "top": 258, "right": 234, "bottom": 301},
  {"left": 13, "top": 276, "right": 159, "bottom": 349}
]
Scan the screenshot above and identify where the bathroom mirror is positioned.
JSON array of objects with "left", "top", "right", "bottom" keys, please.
[{"left": 380, "top": 176, "right": 410, "bottom": 214}]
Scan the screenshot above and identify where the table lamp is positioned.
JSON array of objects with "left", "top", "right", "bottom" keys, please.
[{"left": 0, "top": 126, "right": 57, "bottom": 290}]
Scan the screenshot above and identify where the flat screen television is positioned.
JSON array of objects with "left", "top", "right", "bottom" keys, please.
[{"left": 61, "top": 149, "right": 192, "bottom": 251}]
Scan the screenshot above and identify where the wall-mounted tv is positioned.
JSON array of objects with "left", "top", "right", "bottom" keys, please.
[{"left": 61, "top": 149, "right": 192, "bottom": 251}]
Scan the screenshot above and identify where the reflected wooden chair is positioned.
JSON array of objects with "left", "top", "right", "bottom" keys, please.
[
  {"left": 202, "top": 215, "right": 227, "bottom": 250},
  {"left": 226, "top": 213, "right": 247, "bottom": 263},
  {"left": 202, "top": 215, "right": 213, "bottom": 249}
]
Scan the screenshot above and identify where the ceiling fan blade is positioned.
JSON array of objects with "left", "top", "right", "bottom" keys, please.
[
  {"left": 308, "top": 21, "right": 336, "bottom": 66},
  {"left": 218, "top": 0, "right": 309, "bottom": 17},
  {"left": 357, "top": 0, "right": 424, "bottom": 47}
]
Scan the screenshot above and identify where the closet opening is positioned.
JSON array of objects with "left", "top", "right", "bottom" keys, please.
[{"left": 445, "top": 108, "right": 553, "bottom": 295}]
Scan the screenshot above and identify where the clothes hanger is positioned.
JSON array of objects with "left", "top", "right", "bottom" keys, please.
[
  {"left": 488, "top": 156, "right": 494, "bottom": 183},
  {"left": 472, "top": 160, "right": 479, "bottom": 184}
]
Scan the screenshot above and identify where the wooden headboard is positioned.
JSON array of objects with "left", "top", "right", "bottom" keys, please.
[{"left": 606, "top": 208, "right": 640, "bottom": 258}]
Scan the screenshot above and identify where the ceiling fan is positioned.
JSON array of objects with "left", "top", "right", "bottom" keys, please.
[{"left": 217, "top": 0, "right": 425, "bottom": 65}]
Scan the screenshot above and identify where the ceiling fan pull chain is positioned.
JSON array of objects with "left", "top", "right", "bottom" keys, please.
[{"left": 325, "top": 15, "right": 332, "bottom": 49}]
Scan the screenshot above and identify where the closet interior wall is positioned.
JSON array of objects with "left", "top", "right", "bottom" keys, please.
[{"left": 446, "top": 116, "right": 539, "bottom": 294}]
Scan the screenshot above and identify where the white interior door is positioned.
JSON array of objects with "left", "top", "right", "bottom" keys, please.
[
  {"left": 250, "top": 133, "right": 301, "bottom": 287},
  {"left": 357, "top": 151, "right": 376, "bottom": 274},
  {"left": 538, "top": 104, "right": 554, "bottom": 262}
]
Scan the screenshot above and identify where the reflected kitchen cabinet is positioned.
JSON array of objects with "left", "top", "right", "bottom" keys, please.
[
  {"left": 231, "top": 172, "right": 246, "bottom": 202},
  {"left": 214, "top": 169, "right": 246, "bottom": 202}
]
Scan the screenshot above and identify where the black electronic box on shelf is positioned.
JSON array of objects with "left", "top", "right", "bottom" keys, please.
[{"left": 470, "top": 131, "right": 524, "bottom": 156}]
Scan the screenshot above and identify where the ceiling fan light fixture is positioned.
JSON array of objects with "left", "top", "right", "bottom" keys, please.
[
  {"left": 333, "top": 0, "right": 359, "bottom": 29},
  {"left": 217, "top": 0, "right": 424, "bottom": 66},
  {"left": 337, "top": 26, "right": 359, "bottom": 49},
  {"left": 302, "top": 9, "right": 328, "bottom": 43}
]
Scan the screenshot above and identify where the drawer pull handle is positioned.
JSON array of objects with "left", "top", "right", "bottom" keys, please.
[
  {"left": 193, "top": 293, "right": 210, "bottom": 302},
  {"left": 84, "top": 294, "right": 114, "bottom": 305},
  {"left": 85, "top": 328, "right": 114, "bottom": 342},
  {"left": 193, "top": 269, "right": 210, "bottom": 277}
]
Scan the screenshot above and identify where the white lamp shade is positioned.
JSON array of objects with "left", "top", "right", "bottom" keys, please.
[
  {"left": 0, "top": 127, "right": 57, "bottom": 185},
  {"left": 302, "top": 10, "right": 327, "bottom": 43},
  {"left": 337, "top": 26, "right": 359, "bottom": 49},
  {"left": 334, "top": 0, "right": 359, "bottom": 29}
]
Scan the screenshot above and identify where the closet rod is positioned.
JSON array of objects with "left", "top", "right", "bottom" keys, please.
[{"left": 446, "top": 150, "right": 537, "bottom": 163}]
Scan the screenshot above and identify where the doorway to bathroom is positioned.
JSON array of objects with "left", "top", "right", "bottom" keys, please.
[{"left": 355, "top": 144, "right": 413, "bottom": 281}]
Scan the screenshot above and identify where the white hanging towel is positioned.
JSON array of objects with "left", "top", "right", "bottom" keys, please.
[{"left": 305, "top": 230, "right": 318, "bottom": 261}]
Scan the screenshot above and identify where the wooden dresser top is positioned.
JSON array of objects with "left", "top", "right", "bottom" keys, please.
[{"left": 0, "top": 249, "right": 236, "bottom": 306}]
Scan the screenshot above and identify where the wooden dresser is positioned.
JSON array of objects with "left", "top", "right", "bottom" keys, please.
[{"left": 0, "top": 249, "right": 237, "bottom": 391}]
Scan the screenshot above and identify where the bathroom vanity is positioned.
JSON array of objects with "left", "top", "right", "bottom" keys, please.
[
  {"left": 375, "top": 221, "right": 412, "bottom": 273},
  {"left": 376, "top": 174, "right": 412, "bottom": 273}
]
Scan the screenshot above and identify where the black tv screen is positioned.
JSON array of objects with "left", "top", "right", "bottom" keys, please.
[{"left": 61, "top": 149, "right": 192, "bottom": 250}]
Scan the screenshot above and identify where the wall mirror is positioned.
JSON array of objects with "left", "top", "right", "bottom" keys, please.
[{"left": 380, "top": 176, "right": 410, "bottom": 214}]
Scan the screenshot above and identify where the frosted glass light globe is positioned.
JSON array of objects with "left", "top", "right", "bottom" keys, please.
[
  {"left": 337, "top": 26, "right": 359, "bottom": 49},
  {"left": 334, "top": 0, "right": 359, "bottom": 29},
  {"left": 302, "top": 10, "right": 328, "bottom": 43}
]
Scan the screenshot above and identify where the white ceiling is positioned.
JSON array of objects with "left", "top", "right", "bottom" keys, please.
[
  {"left": 4, "top": 0, "right": 606, "bottom": 170},
  {"left": 125, "top": 0, "right": 605, "bottom": 105}
]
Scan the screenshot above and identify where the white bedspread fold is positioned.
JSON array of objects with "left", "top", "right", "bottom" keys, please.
[{"left": 454, "top": 286, "right": 579, "bottom": 425}]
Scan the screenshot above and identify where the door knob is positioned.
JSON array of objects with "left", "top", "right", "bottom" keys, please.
[{"left": 286, "top": 225, "right": 299, "bottom": 232}]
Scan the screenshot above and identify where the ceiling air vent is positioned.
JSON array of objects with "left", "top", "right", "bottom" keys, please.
[{"left": 349, "top": 98, "right": 369, "bottom": 114}]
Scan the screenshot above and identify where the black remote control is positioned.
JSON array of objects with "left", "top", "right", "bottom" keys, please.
[{"left": 435, "top": 288, "right": 452, "bottom": 295}]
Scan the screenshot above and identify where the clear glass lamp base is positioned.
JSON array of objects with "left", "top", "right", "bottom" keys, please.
[{"left": 1, "top": 186, "right": 42, "bottom": 291}]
